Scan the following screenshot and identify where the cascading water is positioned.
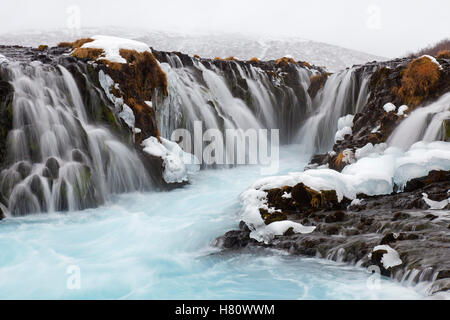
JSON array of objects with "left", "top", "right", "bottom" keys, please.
[
  {"left": 296, "top": 68, "right": 371, "bottom": 154},
  {"left": 0, "top": 48, "right": 439, "bottom": 299},
  {"left": 388, "top": 93, "right": 450, "bottom": 149},
  {"left": 0, "top": 61, "right": 151, "bottom": 216},
  {"left": 153, "top": 53, "right": 313, "bottom": 165}
]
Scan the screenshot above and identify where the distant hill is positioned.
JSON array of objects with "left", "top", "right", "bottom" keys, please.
[
  {"left": 0, "top": 27, "right": 386, "bottom": 72},
  {"left": 407, "top": 38, "right": 450, "bottom": 58}
]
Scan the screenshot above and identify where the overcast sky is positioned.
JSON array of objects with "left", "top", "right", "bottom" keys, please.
[{"left": 1, "top": 0, "right": 448, "bottom": 58}]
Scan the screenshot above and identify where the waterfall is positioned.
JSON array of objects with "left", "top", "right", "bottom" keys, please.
[
  {"left": 153, "top": 53, "right": 313, "bottom": 165},
  {"left": 296, "top": 68, "right": 371, "bottom": 154},
  {"left": 0, "top": 61, "right": 151, "bottom": 216},
  {"left": 388, "top": 93, "right": 450, "bottom": 150}
]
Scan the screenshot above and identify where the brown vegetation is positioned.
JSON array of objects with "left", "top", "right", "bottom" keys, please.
[
  {"left": 36, "top": 45, "right": 48, "bottom": 51},
  {"left": 58, "top": 38, "right": 94, "bottom": 49},
  {"left": 72, "top": 48, "right": 104, "bottom": 60},
  {"left": 307, "top": 73, "right": 329, "bottom": 98},
  {"left": 393, "top": 56, "right": 441, "bottom": 107},
  {"left": 100, "top": 49, "right": 168, "bottom": 141},
  {"left": 249, "top": 57, "right": 259, "bottom": 63},
  {"left": 275, "top": 56, "right": 297, "bottom": 67},
  {"left": 193, "top": 54, "right": 200, "bottom": 59},
  {"left": 437, "top": 50, "right": 450, "bottom": 59},
  {"left": 224, "top": 56, "right": 238, "bottom": 61}
]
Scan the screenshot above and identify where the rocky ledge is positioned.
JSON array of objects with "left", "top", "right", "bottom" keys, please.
[{"left": 216, "top": 168, "right": 450, "bottom": 295}]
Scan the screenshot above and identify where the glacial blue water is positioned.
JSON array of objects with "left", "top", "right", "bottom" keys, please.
[{"left": 0, "top": 145, "right": 426, "bottom": 299}]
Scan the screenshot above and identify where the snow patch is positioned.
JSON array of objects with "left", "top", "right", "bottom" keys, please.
[
  {"left": 350, "top": 198, "right": 363, "bottom": 206},
  {"left": 118, "top": 104, "right": 135, "bottom": 129},
  {"left": 355, "top": 143, "right": 387, "bottom": 160},
  {"left": 240, "top": 141, "right": 450, "bottom": 242},
  {"left": 334, "top": 114, "right": 354, "bottom": 142},
  {"left": 420, "top": 55, "right": 443, "bottom": 70},
  {"left": 240, "top": 187, "right": 315, "bottom": 243},
  {"left": 397, "top": 105, "right": 409, "bottom": 116},
  {"left": 422, "top": 193, "right": 449, "bottom": 210},
  {"left": 372, "top": 245, "right": 402, "bottom": 269},
  {"left": 141, "top": 137, "right": 200, "bottom": 183},
  {"left": 81, "top": 35, "right": 152, "bottom": 64},
  {"left": 383, "top": 102, "right": 396, "bottom": 113},
  {"left": 281, "top": 192, "right": 292, "bottom": 199}
]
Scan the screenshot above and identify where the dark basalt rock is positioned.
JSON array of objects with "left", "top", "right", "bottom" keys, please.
[
  {"left": 308, "top": 57, "right": 450, "bottom": 172},
  {"left": 45, "top": 157, "right": 60, "bottom": 180},
  {"left": 217, "top": 175, "right": 450, "bottom": 294},
  {"left": 17, "top": 161, "right": 32, "bottom": 180}
]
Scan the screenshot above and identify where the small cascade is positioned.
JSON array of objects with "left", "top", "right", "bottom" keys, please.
[
  {"left": 0, "top": 61, "right": 151, "bottom": 216},
  {"left": 153, "top": 53, "right": 313, "bottom": 165},
  {"left": 388, "top": 92, "right": 450, "bottom": 149},
  {"left": 296, "top": 68, "right": 371, "bottom": 154}
]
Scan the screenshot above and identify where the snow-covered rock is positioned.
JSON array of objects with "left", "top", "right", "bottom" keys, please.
[
  {"left": 397, "top": 105, "right": 409, "bottom": 116},
  {"left": 141, "top": 137, "right": 200, "bottom": 183},
  {"left": 422, "top": 193, "right": 449, "bottom": 210},
  {"left": 334, "top": 114, "right": 354, "bottom": 142},
  {"left": 383, "top": 102, "right": 396, "bottom": 113},
  {"left": 240, "top": 141, "right": 450, "bottom": 242},
  {"left": 81, "top": 35, "right": 152, "bottom": 64},
  {"left": 371, "top": 245, "right": 402, "bottom": 269}
]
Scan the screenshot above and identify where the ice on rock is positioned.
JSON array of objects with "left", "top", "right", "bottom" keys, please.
[
  {"left": 350, "top": 198, "right": 363, "bottom": 206},
  {"left": 422, "top": 193, "right": 449, "bottom": 210},
  {"left": 334, "top": 114, "right": 354, "bottom": 142},
  {"left": 281, "top": 192, "right": 292, "bottom": 199},
  {"left": 240, "top": 187, "right": 316, "bottom": 243},
  {"left": 397, "top": 105, "right": 409, "bottom": 116},
  {"left": 119, "top": 104, "right": 135, "bottom": 129},
  {"left": 240, "top": 141, "right": 450, "bottom": 243},
  {"left": 81, "top": 35, "right": 152, "bottom": 64},
  {"left": 383, "top": 102, "right": 396, "bottom": 113},
  {"left": 98, "top": 70, "right": 124, "bottom": 110},
  {"left": 371, "top": 245, "right": 402, "bottom": 268},
  {"left": 141, "top": 137, "right": 200, "bottom": 183},
  {"left": 355, "top": 143, "right": 387, "bottom": 160}
]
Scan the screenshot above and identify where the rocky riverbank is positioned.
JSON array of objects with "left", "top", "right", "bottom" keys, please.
[{"left": 216, "top": 53, "right": 450, "bottom": 296}]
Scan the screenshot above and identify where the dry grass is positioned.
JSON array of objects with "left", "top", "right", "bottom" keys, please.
[
  {"left": 437, "top": 50, "right": 450, "bottom": 59},
  {"left": 249, "top": 57, "right": 259, "bottom": 63},
  {"left": 224, "top": 56, "right": 238, "bottom": 61},
  {"left": 36, "top": 45, "right": 48, "bottom": 51},
  {"left": 301, "top": 61, "right": 312, "bottom": 68},
  {"left": 72, "top": 48, "right": 104, "bottom": 60},
  {"left": 193, "top": 54, "right": 200, "bottom": 59},
  {"left": 394, "top": 56, "right": 441, "bottom": 107},
  {"left": 275, "top": 56, "right": 297, "bottom": 67},
  {"left": 57, "top": 38, "right": 94, "bottom": 49},
  {"left": 116, "top": 49, "right": 168, "bottom": 97},
  {"left": 214, "top": 57, "right": 224, "bottom": 61}
]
